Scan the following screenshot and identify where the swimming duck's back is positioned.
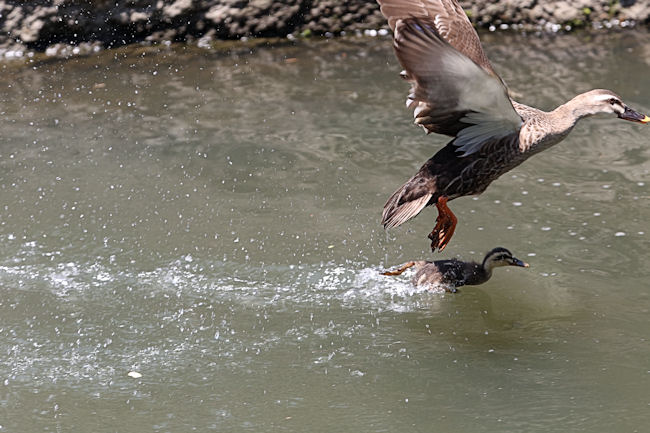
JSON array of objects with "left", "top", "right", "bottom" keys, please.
[{"left": 412, "top": 259, "right": 482, "bottom": 289}]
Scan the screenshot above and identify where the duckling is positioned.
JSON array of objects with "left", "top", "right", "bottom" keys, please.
[{"left": 382, "top": 247, "right": 529, "bottom": 292}]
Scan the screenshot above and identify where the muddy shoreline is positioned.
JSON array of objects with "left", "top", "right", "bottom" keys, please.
[{"left": 1, "top": 1, "right": 649, "bottom": 58}]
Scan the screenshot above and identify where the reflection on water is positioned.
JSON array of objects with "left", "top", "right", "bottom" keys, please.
[{"left": 0, "top": 31, "right": 649, "bottom": 432}]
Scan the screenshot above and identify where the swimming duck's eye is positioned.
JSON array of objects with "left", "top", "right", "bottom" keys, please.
[{"left": 608, "top": 98, "right": 618, "bottom": 105}]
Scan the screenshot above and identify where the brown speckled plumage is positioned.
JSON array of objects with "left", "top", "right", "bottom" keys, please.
[{"left": 377, "top": 0, "right": 649, "bottom": 251}]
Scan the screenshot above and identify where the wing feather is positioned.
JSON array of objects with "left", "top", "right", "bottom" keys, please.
[
  {"left": 377, "top": 0, "right": 497, "bottom": 76},
  {"left": 393, "top": 19, "right": 522, "bottom": 156}
]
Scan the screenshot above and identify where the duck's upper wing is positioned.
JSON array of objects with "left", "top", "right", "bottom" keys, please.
[
  {"left": 391, "top": 19, "right": 523, "bottom": 156},
  {"left": 378, "top": 2, "right": 524, "bottom": 156},
  {"left": 378, "top": 0, "right": 497, "bottom": 77}
]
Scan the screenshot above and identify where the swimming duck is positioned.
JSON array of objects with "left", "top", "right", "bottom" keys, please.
[
  {"left": 377, "top": 0, "right": 649, "bottom": 252},
  {"left": 382, "top": 247, "right": 529, "bottom": 292}
]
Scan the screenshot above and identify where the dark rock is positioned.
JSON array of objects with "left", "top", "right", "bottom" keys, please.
[{"left": 0, "top": 0, "right": 649, "bottom": 57}]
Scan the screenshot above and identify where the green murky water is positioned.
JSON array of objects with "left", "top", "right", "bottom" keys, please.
[{"left": 0, "top": 31, "right": 649, "bottom": 432}]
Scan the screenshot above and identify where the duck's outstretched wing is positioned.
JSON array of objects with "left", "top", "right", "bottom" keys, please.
[
  {"left": 377, "top": 0, "right": 497, "bottom": 77},
  {"left": 392, "top": 18, "right": 523, "bottom": 156}
]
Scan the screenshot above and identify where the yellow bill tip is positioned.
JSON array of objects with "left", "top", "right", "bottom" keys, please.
[{"left": 642, "top": 115, "right": 650, "bottom": 124}]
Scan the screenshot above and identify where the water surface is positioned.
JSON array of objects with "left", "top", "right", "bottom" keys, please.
[{"left": 0, "top": 31, "right": 649, "bottom": 432}]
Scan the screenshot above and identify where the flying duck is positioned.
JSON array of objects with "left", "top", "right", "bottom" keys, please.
[{"left": 377, "top": 0, "right": 649, "bottom": 252}]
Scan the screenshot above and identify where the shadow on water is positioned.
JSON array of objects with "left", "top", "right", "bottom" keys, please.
[{"left": 0, "top": 30, "right": 649, "bottom": 432}]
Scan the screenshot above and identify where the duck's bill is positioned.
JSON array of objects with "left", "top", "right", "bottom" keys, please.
[
  {"left": 510, "top": 258, "right": 529, "bottom": 268},
  {"left": 619, "top": 107, "right": 650, "bottom": 123}
]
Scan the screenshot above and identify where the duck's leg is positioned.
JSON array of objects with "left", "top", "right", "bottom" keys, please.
[
  {"left": 381, "top": 261, "right": 416, "bottom": 276},
  {"left": 428, "top": 196, "right": 457, "bottom": 252}
]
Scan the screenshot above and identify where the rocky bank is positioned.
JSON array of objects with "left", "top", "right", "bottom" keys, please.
[{"left": 1, "top": 0, "right": 649, "bottom": 57}]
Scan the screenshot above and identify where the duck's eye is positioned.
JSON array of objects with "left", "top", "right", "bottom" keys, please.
[{"left": 608, "top": 98, "right": 619, "bottom": 105}]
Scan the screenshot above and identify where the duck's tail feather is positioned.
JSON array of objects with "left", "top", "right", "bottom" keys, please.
[
  {"left": 382, "top": 192, "right": 432, "bottom": 228},
  {"left": 381, "top": 171, "right": 437, "bottom": 228}
]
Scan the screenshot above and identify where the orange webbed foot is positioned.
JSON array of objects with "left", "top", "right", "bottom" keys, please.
[
  {"left": 381, "top": 261, "right": 416, "bottom": 276},
  {"left": 428, "top": 196, "right": 458, "bottom": 252}
]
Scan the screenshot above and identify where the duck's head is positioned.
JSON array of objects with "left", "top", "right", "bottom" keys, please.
[
  {"left": 575, "top": 89, "right": 649, "bottom": 123},
  {"left": 482, "top": 247, "right": 529, "bottom": 272}
]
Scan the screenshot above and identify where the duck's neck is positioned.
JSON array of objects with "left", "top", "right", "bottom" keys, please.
[
  {"left": 552, "top": 94, "right": 602, "bottom": 131},
  {"left": 464, "top": 262, "right": 490, "bottom": 286}
]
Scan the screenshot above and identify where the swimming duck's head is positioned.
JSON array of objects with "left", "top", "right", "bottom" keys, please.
[{"left": 482, "top": 247, "right": 529, "bottom": 272}]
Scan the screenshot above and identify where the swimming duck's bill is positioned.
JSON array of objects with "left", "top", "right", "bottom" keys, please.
[
  {"left": 510, "top": 258, "right": 529, "bottom": 268},
  {"left": 618, "top": 106, "right": 650, "bottom": 124}
]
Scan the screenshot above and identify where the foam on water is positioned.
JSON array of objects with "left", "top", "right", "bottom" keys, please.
[{"left": 0, "top": 245, "right": 453, "bottom": 392}]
